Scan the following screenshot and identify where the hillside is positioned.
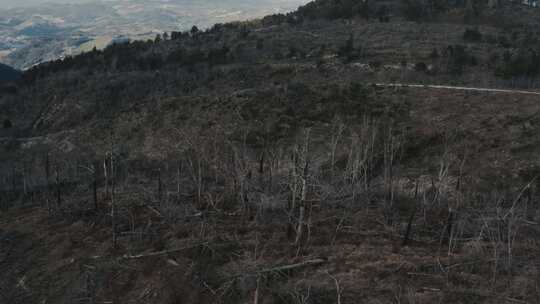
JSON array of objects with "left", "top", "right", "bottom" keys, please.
[
  {"left": 1, "top": 1, "right": 540, "bottom": 303},
  {"left": 0, "top": 63, "right": 20, "bottom": 82}
]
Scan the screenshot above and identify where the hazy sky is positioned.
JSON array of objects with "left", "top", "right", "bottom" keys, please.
[
  {"left": 0, "top": 0, "right": 91, "bottom": 8},
  {"left": 0, "top": 0, "right": 307, "bottom": 9}
]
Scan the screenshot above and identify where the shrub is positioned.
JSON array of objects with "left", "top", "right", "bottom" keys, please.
[
  {"left": 463, "top": 28, "right": 483, "bottom": 42},
  {"left": 415, "top": 62, "right": 428, "bottom": 72},
  {"left": 402, "top": 0, "right": 430, "bottom": 21},
  {"left": 429, "top": 48, "right": 440, "bottom": 59},
  {"left": 3, "top": 119, "right": 12, "bottom": 129},
  {"left": 444, "top": 45, "right": 477, "bottom": 75},
  {"left": 498, "top": 35, "right": 511, "bottom": 48},
  {"left": 0, "top": 84, "right": 18, "bottom": 95},
  {"left": 488, "top": 52, "right": 500, "bottom": 67},
  {"left": 256, "top": 38, "right": 264, "bottom": 50},
  {"left": 296, "top": 0, "right": 374, "bottom": 20},
  {"left": 376, "top": 5, "right": 390, "bottom": 22},
  {"left": 496, "top": 49, "right": 540, "bottom": 80}
]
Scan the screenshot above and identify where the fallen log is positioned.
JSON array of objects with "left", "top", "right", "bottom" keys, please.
[
  {"left": 256, "top": 258, "right": 327, "bottom": 275},
  {"left": 122, "top": 242, "right": 209, "bottom": 259}
]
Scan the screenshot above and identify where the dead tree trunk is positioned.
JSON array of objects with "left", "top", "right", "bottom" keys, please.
[
  {"left": 103, "top": 157, "right": 109, "bottom": 200},
  {"left": 110, "top": 152, "right": 116, "bottom": 248},
  {"left": 383, "top": 126, "right": 399, "bottom": 225},
  {"left": 93, "top": 162, "right": 99, "bottom": 211},
  {"left": 45, "top": 153, "right": 50, "bottom": 190},
  {"left": 11, "top": 165, "right": 16, "bottom": 195},
  {"left": 23, "top": 162, "right": 27, "bottom": 197},
  {"left": 259, "top": 148, "right": 266, "bottom": 175},
  {"left": 55, "top": 167, "right": 61, "bottom": 208},
  {"left": 176, "top": 161, "right": 182, "bottom": 200},
  {"left": 157, "top": 168, "right": 162, "bottom": 204},
  {"left": 295, "top": 129, "right": 311, "bottom": 246},
  {"left": 442, "top": 210, "right": 454, "bottom": 245},
  {"left": 295, "top": 160, "right": 309, "bottom": 245},
  {"left": 401, "top": 180, "right": 420, "bottom": 247},
  {"left": 526, "top": 186, "right": 535, "bottom": 221},
  {"left": 402, "top": 205, "right": 417, "bottom": 247}
]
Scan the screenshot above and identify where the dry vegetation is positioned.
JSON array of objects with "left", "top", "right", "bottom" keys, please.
[
  {"left": 2, "top": 86, "right": 540, "bottom": 304},
  {"left": 1, "top": 0, "right": 540, "bottom": 303}
]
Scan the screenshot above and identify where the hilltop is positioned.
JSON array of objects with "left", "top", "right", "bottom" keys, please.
[{"left": 1, "top": 1, "right": 540, "bottom": 303}]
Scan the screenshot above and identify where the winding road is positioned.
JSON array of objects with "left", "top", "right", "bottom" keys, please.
[{"left": 374, "top": 83, "right": 540, "bottom": 96}]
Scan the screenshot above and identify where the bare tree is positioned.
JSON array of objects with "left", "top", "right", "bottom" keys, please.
[{"left": 295, "top": 128, "right": 311, "bottom": 246}]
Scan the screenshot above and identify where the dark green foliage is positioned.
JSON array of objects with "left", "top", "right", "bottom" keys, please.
[
  {"left": 138, "top": 53, "right": 164, "bottom": 70},
  {"left": 185, "top": 49, "right": 206, "bottom": 65},
  {"left": 287, "top": 46, "right": 298, "bottom": 58},
  {"left": 429, "top": 48, "right": 440, "bottom": 59},
  {"left": 484, "top": 33, "right": 497, "bottom": 44},
  {"left": 207, "top": 46, "right": 230, "bottom": 65},
  {"left": 261, "top": 13, "right": 288, "bottom": 26},
  {"left": 238, "top": 26, "right": 251, "bottom": 39},
  {"left": 338, "top": 34, "right": 361, "bottom": 62},
  {"left": 401, "top": 0, "right": 452, "bottom": 21},
  {"left": 498, "top": 35, "right": 511, "bottom": 48},
  {"left": 2, "top": 119, "right": 12, "bottom": 129},
  {"left": 296, "top": 0, "right": 374, "bottom": 20},
  {"left": 256, "top": 38, "right": 264, "bottom": 50},
  {"left": 171, "top": 31, "right": 189, "bottom": 40},
  {"left": 520, "top": 31, "right": 539, "bottom": 48},
  {"left": 376, "top": 5, "right": 391, "bottom": 22},
  {"left": 488, "top": 52, "right": 500, "bottom": 67},
  {"left": 21, "top": 28, "right": 240, "bottom": 83},
  {"left": 496, "top": 48, "right": 540, "bottom": 80},
  {"left": 369, "top": 61, "right": 382, "bottom": 69},
  {"left": 401, "top": 0, "right": 431, "bottom": 21},
  {"left": 0, "top": 84, "right": 18, "bottom": 95},
  {"left": 415, "top": 62, "right": 428, "bottom": 72},
  {"left": 359, "top": 0, "right": 372, "bottom": 19},
  {"left": 236, "top": 82, "right": 401, "bottom": 142},
  {"left": 463, "top": 28, "right": 483, "bottom": 42},
  {"left": 444, "top": 44, "right": 477, "bottom": 75},
  {"left": 191, "top": 25, "right": 200, "bottom": 36},
  {"left": 167, "top": 48, "right": 186, "bottom": 64}
]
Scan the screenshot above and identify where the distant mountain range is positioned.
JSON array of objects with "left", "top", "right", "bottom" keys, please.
[
  {"left": 0, "top": 0, "right": 308, "bottom": 70},
  {"left": 0, "top": 63, "right": 20, "bottom": 82}
]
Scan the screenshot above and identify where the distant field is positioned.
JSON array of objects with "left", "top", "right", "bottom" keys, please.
[
  {"left": 0, "top": 0, "right": 309, "bottom": 69},
  {"left": 0, "top": 49, "right": 12, "bottom": 60},
  {"left": 74, "top": 36, "right": 113, "bottom": 54}
]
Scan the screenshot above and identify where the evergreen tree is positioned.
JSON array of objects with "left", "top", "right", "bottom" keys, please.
[
  {"left": 3, "top": 119, "right": 12, "bottom": 129},
  {"left": 191, "top": 25, "right": 200, "bottom": 36}
]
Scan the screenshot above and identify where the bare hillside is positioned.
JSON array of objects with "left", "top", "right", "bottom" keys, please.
[{"left": 1, "top": 1, "right": 540, "bottom": 303}]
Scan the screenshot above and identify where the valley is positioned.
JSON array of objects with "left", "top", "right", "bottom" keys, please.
[{"left": 0, "top": 0, "right": 308, "bottom": 69}]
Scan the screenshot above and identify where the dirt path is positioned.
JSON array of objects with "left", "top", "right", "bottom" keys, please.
[{"left": 374, "top": 83, "right": 540, "bottom": 96}]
